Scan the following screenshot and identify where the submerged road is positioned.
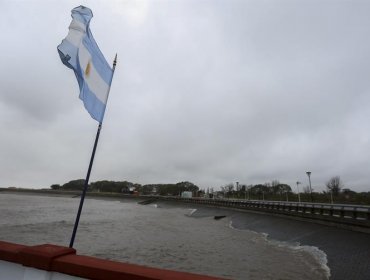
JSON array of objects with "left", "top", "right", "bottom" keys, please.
[{"left": 179, "top": 202, "right": 370, "bottom": 280}]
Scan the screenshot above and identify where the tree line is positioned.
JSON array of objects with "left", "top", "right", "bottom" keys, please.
[
  {"left": 217, "top": 176, "right": 370, "bottom": 205},
  {"left": 218, "top": 180, "right": 293, "bottom": 201},
  {"left": 50, "top": 176, "right": 369, "bottom": 204},
  {"left": 50, "top": 180, "right": 199, "bottom": 196}
]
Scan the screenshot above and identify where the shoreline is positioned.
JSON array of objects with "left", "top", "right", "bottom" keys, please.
[{"left": 0, "top": 189, "right": 149, "bottom": 203}]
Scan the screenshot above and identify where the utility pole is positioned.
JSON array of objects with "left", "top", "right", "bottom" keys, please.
[
  {"left": 306, "top": 171, "right": 313, "bottom": 202},
  {"left": 296, "top": 181, "right": 301, "bottom": 203}
]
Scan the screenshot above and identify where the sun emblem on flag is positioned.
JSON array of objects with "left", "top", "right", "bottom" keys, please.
[{"left": 85, "top": 61, "right": 91, "bottom": 77}]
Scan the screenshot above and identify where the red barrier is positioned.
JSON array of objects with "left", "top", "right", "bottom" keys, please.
[{"left": 0, "top": 241, "right": 226, "bottom": 280}]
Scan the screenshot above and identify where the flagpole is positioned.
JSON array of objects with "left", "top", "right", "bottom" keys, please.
[{"left": 69, "top": 54, "right": 117, "bottom": 248}]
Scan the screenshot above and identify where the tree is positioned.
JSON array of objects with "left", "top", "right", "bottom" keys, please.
[
  {"left": 89, "top": 181, "right": 135, "bottom": 193},
  {"left": 278, "top": 184, "right": 292, "bottom": 193},
  {"left": 150, "top": 182, "right": 199, "bottom": 196},
  {"left": 250, "top": 184, "right": 268, "bottom": 199},
  {"left": 271, "top": 180, "right": 280, "bottom": 194},
  {"left": 342, "top": 188, "right": 356, "bottom": 195},
  {"left": 61, "top": 179, "right": 85, "bottom": 191},
  {"left": 326, "top": 176, "right": 343, "bottom": 196},
  {"left": 50, "top": 184, "right": 61, "bottom": 190},
  {"left": 139, "top": 184, "right": 154, "bottom": 195},
  {"left": 221, "top": 183, "right": 234, "bottom": 197},
  {"left": 176, "top": 181, "right": 199, "bottom": 193}
]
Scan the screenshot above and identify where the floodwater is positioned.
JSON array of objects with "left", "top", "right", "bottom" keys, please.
[{"left": 0, "top": 193, "right": 330, "bottom": 279}]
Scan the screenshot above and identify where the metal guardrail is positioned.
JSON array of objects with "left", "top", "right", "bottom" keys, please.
[{"left": 156, "top": 196, "right": 370, "bottom": 229}]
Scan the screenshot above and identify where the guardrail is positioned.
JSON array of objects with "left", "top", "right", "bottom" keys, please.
[{"left": 154, "top": 196, "right": 370, "bottom": 230}]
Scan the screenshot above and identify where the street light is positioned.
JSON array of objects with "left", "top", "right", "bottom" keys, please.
[
  {"left": 306, "top": 171, "right": 313, "bottom": 202},
  {"left": 330, "top": 188, "right": 333, "bottom": 204},
  {"left": 296, "top": 181, "right": 301, "bottom": 203}
]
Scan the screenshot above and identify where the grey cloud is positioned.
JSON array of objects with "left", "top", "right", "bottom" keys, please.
[{"left": 0, "top": 0, "right": 370, "bottom": 192}]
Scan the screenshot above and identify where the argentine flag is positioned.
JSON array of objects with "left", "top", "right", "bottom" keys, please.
[{"left": 57, "top": 6, "right": 113, "bottom": 123}]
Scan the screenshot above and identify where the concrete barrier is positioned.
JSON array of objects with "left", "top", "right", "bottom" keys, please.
[{"left": 0, "top": 241, "right": 226, "bottom": 280}]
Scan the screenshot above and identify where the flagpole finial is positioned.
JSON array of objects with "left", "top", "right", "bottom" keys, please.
[{"left": 113, "top": 53, "right": 117, "bottom": 68}]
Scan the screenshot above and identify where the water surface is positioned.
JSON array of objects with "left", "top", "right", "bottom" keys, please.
[{"left": 0, "top": 193, "right": 329, "bottom": 279}]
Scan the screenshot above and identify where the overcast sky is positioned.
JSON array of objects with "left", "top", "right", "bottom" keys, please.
[{"left": 1, "top": 0, "right": 370, "bottom": 192}]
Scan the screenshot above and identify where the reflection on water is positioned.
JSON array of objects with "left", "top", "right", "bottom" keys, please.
[{"left": 0, "top": 193, "right": 329, "bottom": 279}]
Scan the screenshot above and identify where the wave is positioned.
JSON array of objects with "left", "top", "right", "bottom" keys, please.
[
  {"left": 229, "top": 220, "right": 331, "bottom": 279},
  {"left": 187, "top": 209, "right": 197, "bottom": 216},
  {"left": 297, "top": 245, "right": 331, "bottom": 279}
]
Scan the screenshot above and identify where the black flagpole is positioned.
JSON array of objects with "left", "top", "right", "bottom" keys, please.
[{"left": 69, "top": 54, "right": 117, "bottom": 248}]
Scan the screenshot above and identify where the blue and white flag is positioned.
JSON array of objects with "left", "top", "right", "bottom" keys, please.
[{"left": 57, "top": 6, "right": 113, "bottom": 123}]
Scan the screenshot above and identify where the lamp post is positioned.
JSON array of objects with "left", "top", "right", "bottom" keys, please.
[
  {"left": 330, "top": 189, "right": 333, "bottom": 204},
  {"left": 296, "top": 181, "right": 301, "bottom": 203},
  {"left": 236, "top": 182, "right": 239, "bottom": 199},
  {"left": 306, "top": 171, "right": 313, "bottom": 202}
]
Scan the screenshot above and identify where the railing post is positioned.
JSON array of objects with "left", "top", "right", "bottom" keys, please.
[
  {"left": 329, "top": 206, "right": 334, "bottom": 217},
  {"left": 352, "top": 207, "right": 357, "bottom": 220},
  {"left": 340, "top": 207, "right": 345, "bottom": 218}
]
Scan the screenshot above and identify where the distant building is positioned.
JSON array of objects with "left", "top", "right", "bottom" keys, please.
[{"left": 181, "top": 191, "right": 193, "bottom": 198}]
